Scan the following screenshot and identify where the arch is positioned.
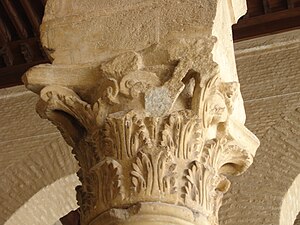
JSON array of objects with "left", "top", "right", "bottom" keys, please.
[
  {"left": 219, "top": 107, "right": 300, "bottom": 225},
  {"left": 4, "top": 174, "right": 79, "bottom": 225},
  {"left": 0, "top": 137, "right": 78, "bottom": 224},
  {"left": 280, "top": 174, "right": 300, "bottom": 225}
]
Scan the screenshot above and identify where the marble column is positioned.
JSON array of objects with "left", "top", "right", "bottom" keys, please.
[{"left": 23, "top": 0, "right": 259, "bottom": 224}]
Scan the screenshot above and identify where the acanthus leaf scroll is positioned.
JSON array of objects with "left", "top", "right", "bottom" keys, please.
[{"left": 34, "top": 37, "right": 258, "bottom": 224}]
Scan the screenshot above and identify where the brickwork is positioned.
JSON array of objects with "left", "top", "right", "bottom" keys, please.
[
  {"left": 0, "top": 99, "right": 78, "bottom": 225},
  {"left": 0, "top": 86, "right": 58, "bottom": 172},
  {"left": 236, "top": 30, "right": 300, "bottom": 138},
  {"left": 219, "top": 107, "right": 300, "bottom": 225},
  {"left": 219, "top": 30, "right": 300, "bottom": 225},
  {"left": 4, "top": 175, "right": 79, "bottom": 225}
]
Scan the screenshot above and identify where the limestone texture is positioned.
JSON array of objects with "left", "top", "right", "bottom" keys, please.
[
  {"left": 22, "top": 0, "right": 259, "bottom": 225},
  {"left": 2, "top": 28, "right": 299, "bottom": 225}
]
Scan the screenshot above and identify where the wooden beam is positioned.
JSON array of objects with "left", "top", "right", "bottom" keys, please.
[
  {"left": 287, "top": 0, "right": 295, "bottom": 8},
  {"left": 0, "top": 45, "right": 14, "bottom": 66},
  {"left": 20, "top": 0, "right": 42, "bottom": 35},
  {"left": 246, "top": 0, "right": 266, "bottom": 17},
  {"left": 263, "top": 0, "right": 272, "bottom": 13},
  {"left": 0, "top": 16, "right": 11, "bottom": 46},
  {"left": 0, "top": 0, "right": 29, "bottom": 39},
  {"left": 233, "top": 7, "right": 300, "bottom": 41},
  {"left": 20, "top": 43, "right": 34, "bottom": 63},
  {"left": 0, "top": 37, "right": 49, "bottom": 88},
  {"left": 0, "top": 59, "right": 49, "bottom": 88}
]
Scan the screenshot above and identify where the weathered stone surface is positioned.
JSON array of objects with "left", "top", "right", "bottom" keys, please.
[
  {"left": 90, "top": 202, "right": 210, "bottom": 225},
  {"left": 23, "top": 0, "right": 259, "bottom": 225},
  {"left": 1, "top": 28, "right": 299, "bottom": 225}
]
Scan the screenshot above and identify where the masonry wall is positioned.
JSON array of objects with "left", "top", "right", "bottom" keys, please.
[
  {"left": 219, "top": 30, "right": 300, "bottom": 225},
  {"left": 0, "top": 87, "right": 78, "bottom": 224}
]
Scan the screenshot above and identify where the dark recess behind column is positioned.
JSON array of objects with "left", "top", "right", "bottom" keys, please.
[
  {"left": 0, "top": 0, "right": 299, "bottom": 90},
  {"left": 0, "top": 0, "right": 48, "bottom": 89}
]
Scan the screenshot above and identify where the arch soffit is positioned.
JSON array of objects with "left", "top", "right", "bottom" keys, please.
[{"left": 0, "top": 137, "right": 78, "bottom": 224}]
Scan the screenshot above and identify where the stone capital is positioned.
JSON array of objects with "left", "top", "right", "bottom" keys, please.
[{"left": 23, "top": 1, "right": 259, "bottom": 224}]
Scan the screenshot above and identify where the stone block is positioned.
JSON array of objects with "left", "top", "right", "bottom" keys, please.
[{"left": 42, "top": 5, "right": 159, "bottom": 64}]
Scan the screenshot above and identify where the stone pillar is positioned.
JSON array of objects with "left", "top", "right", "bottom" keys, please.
[{"left": 23, "top": 1, "right": 259, "bottom": 224}]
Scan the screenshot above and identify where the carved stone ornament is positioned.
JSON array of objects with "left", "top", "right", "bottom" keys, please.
[{"left": 23, "top": 0, "right": 259, "bottom": 224}]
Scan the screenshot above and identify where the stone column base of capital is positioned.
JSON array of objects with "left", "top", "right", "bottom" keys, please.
[
  {"left": 91, "top": 203, "right": 210, "bottom": 225},
  {"left": 23, "top": 0, "right": 260, "bottom": 224}
]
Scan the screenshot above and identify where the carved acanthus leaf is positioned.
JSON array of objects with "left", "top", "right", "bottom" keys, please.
[
  {"left": 76, "top": 169, "right": 97, "bottom": 216},
  {"left": 161, "top": 110, "right": 204, "bottom": 159},
  {"left": 37, "top": 85, "right": 105, "bottom": 146},
  {"left": 92, "top": 158, "right": 125, "bottom": 210},
  {"left": 202, "top": 138, "right": 252, "bottom": 176},
  {"left": 131, "top": 148, "right": 177, "bottom": 196},
  {"left": 102, "top": 112, "right": 152, "bottom": 160},
  {"left": 184, "top": 160, "right": 212, "bottom": 211},
  {"left": 183, "top": 136, "right": 253, "bottom": 217},
  {"left": 29, "top": 44, "right": 258, "bottom": 225}
]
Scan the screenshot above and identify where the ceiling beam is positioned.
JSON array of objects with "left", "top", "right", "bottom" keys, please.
[
  {"left": 0, "top": 0, "right": 29, "bottom": 39},
  {"left": 0, "top": 16, "right": 11, "bottom": 46},
  {"left": 233, "top": 7, "right": 300, "bottom": 41},
  {"left": 19, "top": 0, "right": 41, "bottom": 35},
  {"left": 0, "top": 0, "right": 299, "bottom": 89}
]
